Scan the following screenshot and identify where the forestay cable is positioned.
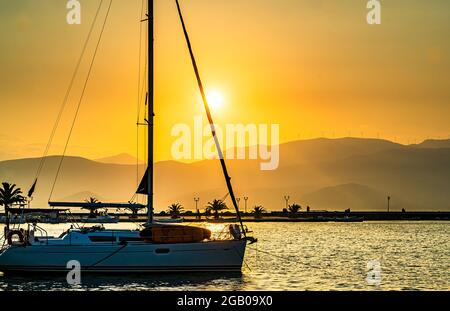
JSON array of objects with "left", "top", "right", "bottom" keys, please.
[
  {"left": 175, "top": 0, "right": 246, "bottom": 236},
  {"left": 28, "top": 0, "right": 105, "bottom": 199},
  {"left": 48, "top": 0, "right": 114, "bottom": 201}
]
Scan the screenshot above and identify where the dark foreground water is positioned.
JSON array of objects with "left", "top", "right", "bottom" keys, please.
[{"left": 0, "top": 222, "right": 449, "bottom": 291}]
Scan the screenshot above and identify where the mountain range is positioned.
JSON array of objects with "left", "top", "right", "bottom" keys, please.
[{"left": 0, "top": 137, "right": 449, "bottom": 212}]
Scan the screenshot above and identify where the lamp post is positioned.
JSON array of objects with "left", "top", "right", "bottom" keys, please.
[
  {"left": 387, "top": 196, "right": 390, "bottom": 213},
  {"left": 284, "top": 195, "right": 290, "bottom": 210},
  {"left": 194, "top": 197, "right": 200, "bottom": 220},
  {"left": 244, "top": 197, "right": 248, "bottom": 214},
  {"left": 236, "top": 197, "right": 241, "bottom": 212}
]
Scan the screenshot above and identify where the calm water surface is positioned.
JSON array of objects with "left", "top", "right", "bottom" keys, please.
[{"left": 0, "top": 222, "right": 448, "bottom": 291}]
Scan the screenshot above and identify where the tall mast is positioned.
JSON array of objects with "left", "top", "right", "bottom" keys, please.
[{"left": 147, "top": 0, "right": 154, "bottom": 224}]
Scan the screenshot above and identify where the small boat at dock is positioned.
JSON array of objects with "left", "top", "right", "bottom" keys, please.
[
  {"left": 334, "top": 216, "right": 364, "bottom": 222},
  {"left": 154, "top": 218, "right": 184, "bottom": 224},
  {"left": 79, "top": 214, "right": 120, "bottom": 224}
]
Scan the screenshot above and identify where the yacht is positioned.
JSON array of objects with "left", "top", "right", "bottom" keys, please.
[
  {"left": 334, "top": 216, "right": 364, "bottom": 222},
  {"left": 0, "top": 0, "right": 255, "bottom": 274},
  {"left": 0, "top": 224, "right": 247, "bottom": 273}
]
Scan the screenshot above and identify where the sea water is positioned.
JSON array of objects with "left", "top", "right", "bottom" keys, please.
[{"left": 0, "top": 221, "right": 448, "bottom": 291}]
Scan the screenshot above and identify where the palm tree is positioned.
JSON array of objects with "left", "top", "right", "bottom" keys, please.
[
  {"left": 0, "top": 182, "right": 25, "bottom": 228},
  {"left": 167, "top": 203, "right": 184, "bottom": 219},
  {"left": 204, "top": 208, "right": 211, "bottom": 217},
  {"left": 288, "top": 203, "right": 301, "bottom": 218},
  {"left": 206, "top": 199, "right": 228, "bottom": 220},
  {"left": 252, "top": 205, "right": 265, "bottom": 219},
  {"left": 125, "top": 201, "right": 145, "bottom": 219},
  {"left": 83, "top": 197, "right": 101, "bottom": 218}
]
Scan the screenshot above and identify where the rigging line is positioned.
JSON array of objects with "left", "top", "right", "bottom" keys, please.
[
  {"left": 137, "top": 30, "right": 148, "bottom": 119},
  {"left": 136, "top": 0, "right": 144, "bottom": 187},
  {"left": 31, "top": 0, "right": 105, "bottom": 188},
  {"left": 137, "top": 0, "right": 149, "bottom": 118},
  {"left": 137, "top": 0, "right": 145, "bottom": 122},
  {"left": 48, "top": 0, "right": 114, "bottom": 202},
  {"left": 136, "top": 126, "right": 139, "bottom": 188},
  {"left": 247, "top": 246, "right": 298, "bottom": 264},
  {"left": 232, "top": 246, "right": 252, "bottom": 272},
  {"left": 221, "top": 192, "right": 230, "bottom": 202},
  {"left": 143, "top": 91, "right": 148, "bottom": 166},
  {"left": 175, "top": 0, "right": 246, "bottom": 237},
  {"left": 129, "top": 192, "right": 137, "bottom": 203},
  {"left": 137, "top": 31, "right": 148, "bottom": 189},
  {"left": 140, "top": 49, "right": 148, "bottom": 111},
  {"left": 89, "top": 242, "right": 128, "bottom": 267}
]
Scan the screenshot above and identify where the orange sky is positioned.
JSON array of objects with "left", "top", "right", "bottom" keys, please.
[{"left": 0, "top": 0, "right": 449, "bottom": 162}]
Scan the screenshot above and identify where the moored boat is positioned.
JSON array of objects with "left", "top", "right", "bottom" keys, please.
[
  {"left": 0, "top": 0, "right": 256, "bottom": 274},
  {"left": 334, "top": 216, "right": 364, "bottom": 222},
  {"left": 0, "top": 224, "right": 247, "bottom": 273},
  {"left": 80, "top": 214, "right": 120, "bottom": 224},
  {"left": 154, "top": 217, "right": 184, "bottom": 224}
]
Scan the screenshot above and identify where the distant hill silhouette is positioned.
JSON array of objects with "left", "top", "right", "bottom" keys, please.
[
  {"left": 0, "top": 138, "right": 449, "bottom": 212},
  {"left": 415, "top": 139, "right": 450, "bottom": 149},
  {"left": 276, "top": 137, "right": 404, "bottom": 166},
  {"left": 96, "top": 153, "right": 143, "bottom": 165}
]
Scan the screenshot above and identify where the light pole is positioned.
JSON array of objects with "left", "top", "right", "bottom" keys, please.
[
  {"left": 194, "top": 197, "right": 200, "bottom": 219},
  {"left": 284, "top": 195, "right": 290, "bottom": 210},
  {"left": 244, "top": 197, "right": 248, "bottom": 214},
  {"left": 387, "top": 196, "right": 390, "bottom": 213},
  {"left": 236, "top": 197, "right": 241, "bottom": 212}
]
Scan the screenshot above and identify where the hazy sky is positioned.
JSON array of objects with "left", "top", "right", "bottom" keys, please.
[{"left": 0, "top": 0, "right": 449, "bottom": 162}]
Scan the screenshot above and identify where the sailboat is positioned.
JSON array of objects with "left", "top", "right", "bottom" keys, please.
[{"left": 0, "top": 0, "right": 256, "bottom": 274}]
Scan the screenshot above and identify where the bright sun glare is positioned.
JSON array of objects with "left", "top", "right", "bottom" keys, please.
[{"left": 206, "top": 90, "right": 224, "bottom": 110}]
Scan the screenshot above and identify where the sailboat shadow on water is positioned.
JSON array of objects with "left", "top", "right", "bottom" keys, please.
[{"left": 0, "top": 272, "right": 245, "bottom": 291}]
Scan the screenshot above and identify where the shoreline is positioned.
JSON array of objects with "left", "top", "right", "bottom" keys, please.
[
  {"left": 126, "top": 211, "right": 450, "bottom": 222},
  {"left": 156, "top": 211, "right": 450, "bottom": 222},
  {"left": 2, "top": 211, "right": 447, "bottom": 223}
]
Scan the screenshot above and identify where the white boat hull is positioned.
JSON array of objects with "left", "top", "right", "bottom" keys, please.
[{"left": 0, "top": 240, "right": 246, "bottom": 273}]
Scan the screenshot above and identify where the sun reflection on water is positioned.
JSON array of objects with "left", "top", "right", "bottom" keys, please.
[{"left": 0, "top": 222, "right": 448, "bottom": 291}]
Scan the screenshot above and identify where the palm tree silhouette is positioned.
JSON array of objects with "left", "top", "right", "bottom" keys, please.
[
  {"left": 83, "top": 197, "right": 101, "bottom": 218},
  {"left": 252, "top": 205, "right": 265, "bottom": 219},
  {"left": 206, "top": 199, "right": 228, "bottom": 220},
  {"left": 125, "top": 201, "right": 145, "bottom": 219},
  {"left": 288, "top": 203, "right": 301, "bottom": 218},
  {"left": 0, "top": 182, "right": 25, "bottom": 228},
  {"left": 167, "top": 203, "right": 184, "bottom": 219}
]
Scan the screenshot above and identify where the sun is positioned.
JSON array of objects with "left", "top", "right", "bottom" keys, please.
[{"left": 206, "top": 90, "right": 224, "bottom": 110}]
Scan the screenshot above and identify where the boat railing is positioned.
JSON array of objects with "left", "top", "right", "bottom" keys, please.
[
  {"left": 0, "top": 232, "right": 5, "bottom": 248},
  {"left": 214, "top": 225, "right": 234, "bottom": 241},
  {"left": 31, "top": 223, "right": 49, "bottom": 245},
  {"left": 64, "top": 210, "right": 81, "bottom": 228}
]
